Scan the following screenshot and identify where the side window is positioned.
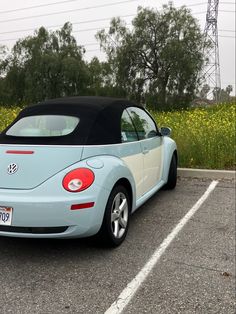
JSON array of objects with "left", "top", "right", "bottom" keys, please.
[
  {"left": 127, "top": 107, "right": 157, "bottom": 140},
  {"left": 121, "top": 110, "right": 138, "bottom": 142}
]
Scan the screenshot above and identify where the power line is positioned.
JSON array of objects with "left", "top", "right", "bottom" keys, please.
[
  {"left": 0, "top": 14, "right": 135, "bottom": 35},
  {"left": 0, "top": 3, "right": 209, "bottom": 27},
  {"left": 219, "top": 29, "right": 235, "bottom": 32},
  {"left": 218, "top": 35, "right": 235, "bottom": 38},
  {"left": 219, "top": 9, "right": 236, "bottom": 12},
  {"left": 0, "top": 0, "right": 139, "bottom": 24},
  {"left": 192, "top": 11, "right": 207, "bottom": 14},
  {"left": 0, "top": 5, "right": 234, "bottom": 44},
  {"left": 1, "top": 22, "right": 235, "bottom": 44},
  {"left": 180, "top": 2, "right": 206, "bottom": 7},
  {"left": 0, "top": 25, "right": 114, "bottom": 43},
  {"left": 0, "top": 0, "right": 82, "bottom": 15},
  {"left": 0, "top": 2, "right": 232, "bottom": 26},
  {"left": 0, "top": 0, "right": 208, "bottom": 15},
  {"left": 2, "top": 18, "right": 235, "bottom": 44},
  {"left": 0, "top": 5, "right": 209, "bottom": 39},
  {"left": 0, "top": 7, "right": 209, "bottom": 36},
  {"left": 0, "top": 26, "right": 109, "bottom": 42},
  {"left": 0, "top": 1, "right": 210, "bottom": 16},
  {"left": 0, "top": 31, "right": 234, "bottom": 44}
]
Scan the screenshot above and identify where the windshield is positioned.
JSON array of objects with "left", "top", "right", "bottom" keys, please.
[{"left": 6, "top": 115, "right": 79, "bottom": 137}]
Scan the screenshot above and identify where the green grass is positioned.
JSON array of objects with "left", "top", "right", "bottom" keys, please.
[{"left": 0, "top": 103, "right": 235, "bottom": 170}]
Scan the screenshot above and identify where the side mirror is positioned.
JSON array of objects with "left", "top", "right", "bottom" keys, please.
[{"left": 160, "top": 127, "right": 172, "bottom": 137}]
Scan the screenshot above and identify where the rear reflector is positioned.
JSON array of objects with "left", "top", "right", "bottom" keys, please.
[
  {"left": 6, "top": 150, "right": 34, "bottom": 155},
  {"left": 71, "top": 202, "right": 95, "bottom": 210}
]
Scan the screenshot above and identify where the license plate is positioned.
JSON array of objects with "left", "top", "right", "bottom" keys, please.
[{"left": 0, "top": 207, "right": 13, "bottom": 226}]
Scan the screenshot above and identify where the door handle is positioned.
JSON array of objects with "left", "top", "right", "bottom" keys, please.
[{"left": 142, "top": 148, "right": 149, "bottom": 155}]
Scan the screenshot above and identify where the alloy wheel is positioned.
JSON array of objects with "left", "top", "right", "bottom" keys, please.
[{"left": 111, "top": 192, "right": 129, "bottom": 239}]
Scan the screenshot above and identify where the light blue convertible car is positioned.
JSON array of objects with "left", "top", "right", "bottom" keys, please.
[{"left": 0, "top": 97, "right": 177, "bottom": 246}]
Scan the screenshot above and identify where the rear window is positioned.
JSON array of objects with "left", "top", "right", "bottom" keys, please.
[{"left": 6, "top": 115, "right": 79, "bottom": 137}]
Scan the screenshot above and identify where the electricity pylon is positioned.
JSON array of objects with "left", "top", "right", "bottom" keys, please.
[{"left": 202, "top": 0, "right": 221, "bottom": 102}]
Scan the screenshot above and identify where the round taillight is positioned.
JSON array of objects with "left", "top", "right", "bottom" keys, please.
[{"left": 62, "top": 168, "right": 95, "bottom": 192}]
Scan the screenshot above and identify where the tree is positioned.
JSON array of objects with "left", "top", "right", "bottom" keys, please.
[
  {"left": 226, "top": 85, "right": 233, "bottom": 96},
  {"left": 213, "top": 85, "right": 233, "bottom": 103},
  {"left": 97, "top": 5, "right": 206, "bottom": 109},
  {"left": 1, "top": 23, "right": 89, "bottom": 105},
  {"left": 0, "top": 46, "right": 12, "bottom": 104},
  {"left": 86, "top": 57, "right": 128, "bottom": 97}
]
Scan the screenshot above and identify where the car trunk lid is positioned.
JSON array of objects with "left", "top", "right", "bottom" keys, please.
[{"left": 0, "top": 145, "right": 83, "bottom": 189}]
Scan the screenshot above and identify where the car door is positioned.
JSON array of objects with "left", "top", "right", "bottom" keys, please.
[
  {"left": 127, "top": 107, "right": 163, "bottom": 195},
  {"left": 120, "top": 109, "right": 144, "bottom": 200}
]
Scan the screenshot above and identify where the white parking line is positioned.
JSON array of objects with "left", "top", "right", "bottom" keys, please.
[{"left": 105, "top": 180, "right": 219, "bottom": 314}]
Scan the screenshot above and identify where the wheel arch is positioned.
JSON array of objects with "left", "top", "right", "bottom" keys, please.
[
  {"left": 85, "top": 155, "right": 136, "bottom": 211},
  {"left": 162, "top": 137, "right": 178, "bottom": 183},
  {"left": 113, "top": 178, "right": 133, "bottom": 212},
  {"left": 173, "top": 149, "right": 178, "bottom": 165}
]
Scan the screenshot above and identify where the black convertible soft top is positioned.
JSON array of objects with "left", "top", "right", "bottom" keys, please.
[{"left": 0, "top": 96, "right": 142, "bottom": 145}]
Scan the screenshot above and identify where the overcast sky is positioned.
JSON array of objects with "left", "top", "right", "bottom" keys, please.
[{"left": 0, "top": 0, "right": 235, "bottom": 93}]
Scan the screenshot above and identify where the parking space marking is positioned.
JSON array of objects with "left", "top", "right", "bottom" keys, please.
[{"left": 105, "top": 180, "right": 219, "bottom": 314}]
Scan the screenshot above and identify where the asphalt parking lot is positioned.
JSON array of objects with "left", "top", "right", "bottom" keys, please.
[{"left": 0, "top": 177, "right": 235, "bottom": 314}]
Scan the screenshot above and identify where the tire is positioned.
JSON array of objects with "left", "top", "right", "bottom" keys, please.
[
  {"left": 165, "top": 154, "right": 177, "bottom": 190},
  {"left": 99, "top": 185, "right": 130, "bottom": 247}
]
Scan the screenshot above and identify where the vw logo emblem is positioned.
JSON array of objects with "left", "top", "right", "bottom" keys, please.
[{"left": 7, "top": 163, "right": 18, "bottom": 175}]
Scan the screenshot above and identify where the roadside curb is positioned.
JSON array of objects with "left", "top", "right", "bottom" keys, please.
[{"left": 178, "top": 168, "right": 235, "bottom": 180}]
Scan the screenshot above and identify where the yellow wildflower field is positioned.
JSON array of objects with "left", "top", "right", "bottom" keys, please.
[
  {"left": 152, "top": 103, "right": 235, "bottom": 169},
  {"left": 0, "top": 106, "right": 22, "bottom": 131},
  {"left": 0, "top": 103, "right": 235, "bottom": 169}
]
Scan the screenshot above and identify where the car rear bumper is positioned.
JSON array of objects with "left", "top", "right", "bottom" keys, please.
[{"left": 0, "top": 184, "right": 110, "bottom": 239}]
